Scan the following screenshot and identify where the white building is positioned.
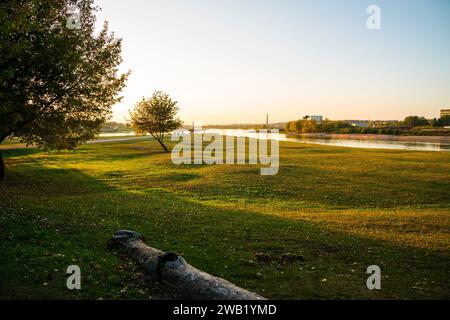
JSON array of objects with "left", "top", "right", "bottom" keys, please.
[
  {"left": 441, "top": 109, "right": 450, "bottom": 117},
  {"left": 309, "top": 115, "right": 323, "bottom": 122}
]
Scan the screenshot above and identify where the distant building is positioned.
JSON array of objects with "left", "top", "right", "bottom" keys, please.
[
  {"left": 441, "top": 109, "right": 450, "bottom": 117},
  {"left": 309, "top": 115, "right": 323, "bottom": 122}
]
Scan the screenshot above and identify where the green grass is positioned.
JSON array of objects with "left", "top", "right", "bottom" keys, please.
[{"left": 0, "top": 138, "right": 449, "bottom": 299}]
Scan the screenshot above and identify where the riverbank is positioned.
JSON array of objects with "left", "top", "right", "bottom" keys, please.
[{"left": 290, "top": 133, "right": 450, "bottom": 143}]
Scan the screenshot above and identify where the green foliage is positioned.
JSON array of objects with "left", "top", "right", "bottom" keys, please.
[
  {"left": 284, "top": 121, "right": 297, "bottom": 133},
  {"left": 320, "top": 120, "right": 353, "bottom": 133},
  {"left": 129, "top": 91, "right": 182, "bottom": 152},
  {"left": 287, "top": 119, "right": 355, "bottom": 134},
  {"left": 285, "top": 115, "right": 450, "bottom": 136},
  {"left": 403, "top": 116, "right": 430, "bottom": 128},
  {"left": 295, "top": 119, "right": 319, "bottom": 133},
  {"left": 435, "top": 115, "right": 450, "bottom": 127},
  {"left": 0, "top": 0, "right": 129, "bottom": 149}
]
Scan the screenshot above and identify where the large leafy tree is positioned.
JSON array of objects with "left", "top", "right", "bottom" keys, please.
[
  {"left": 0, "top": 0, "right": 129, "bottom": 180},
  {"left": 130, "top": 91, "right": 182, "bottom": 152}
]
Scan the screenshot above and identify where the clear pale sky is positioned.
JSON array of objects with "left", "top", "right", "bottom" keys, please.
[{"left": 94, "top": 0, "right": 450, "bottom": 124}]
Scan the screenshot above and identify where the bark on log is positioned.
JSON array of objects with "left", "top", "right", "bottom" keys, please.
[{"left": 108, "top": 230, "right": 266, "bottom": 300}]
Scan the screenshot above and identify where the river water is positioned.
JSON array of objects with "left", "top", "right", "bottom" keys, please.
[
  {"left": 100, "top": 130, "right": 450, "bottom": 152},
  {"left": 202, "top": 129, "right": 450, "bottom": 152}
]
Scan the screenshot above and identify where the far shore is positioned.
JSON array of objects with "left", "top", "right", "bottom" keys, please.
[{"left": 291, "top": 133, "right": 450, "bottom": 143}]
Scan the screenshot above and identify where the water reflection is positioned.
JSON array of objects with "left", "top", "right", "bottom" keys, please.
[
  {"left": 203, "top": 129, "right": 450, "bottom": 152},
  {"left": 100, "top": 129, "right": 450, "bottom": 152}
]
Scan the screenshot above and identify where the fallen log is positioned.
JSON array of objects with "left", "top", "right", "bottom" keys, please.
[{"left": 108, "top": 230, "right": 266, "bottom": 300}]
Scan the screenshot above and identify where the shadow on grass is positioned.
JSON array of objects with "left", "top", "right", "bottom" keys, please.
[
  {"left": 0, "top": 162, "right": 449, "bottom": 300},
  {"left": 1, "top": 147, "right": 41, "bottom": 158}
]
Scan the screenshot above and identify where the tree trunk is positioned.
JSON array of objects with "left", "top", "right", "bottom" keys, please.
[
  {"left": 0, "top": 149, "right": 4, "bottom": 181},
  {"left": 108, "top": 230, "right": 266, "bottom": 300},
  {"left": 0, "top": 131, "right": 11, "bottom": 181},
  {"left": 156, "top": 138, "right": 170, "bottom": 152}
]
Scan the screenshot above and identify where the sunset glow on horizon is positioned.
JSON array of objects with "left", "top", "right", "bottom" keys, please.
[{"left": 94, "top": 0, "right": 450, "bottom": 124}]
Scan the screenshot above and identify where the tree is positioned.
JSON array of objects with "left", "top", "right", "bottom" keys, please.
[
  {"left": 435, "top": 115, "right": 450, "bottom": 127},
  {"left": 403, "top": 116, "right": 429, "bottom": 128},
  {"left": 0, "top": 0, "right": 129, "bottom": 180},
  {"left": 129, "top": 91, "right": 182, "bottom": 152},
  {"left": 294, "top": 119, "right": 319, "bottom": 133},
  {"left": 285, "top": 121, "right": 297, "bottom": 133}
]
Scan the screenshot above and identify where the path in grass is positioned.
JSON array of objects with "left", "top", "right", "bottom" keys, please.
[{"left": 0, "top": 139, "right": 449, "bottom": 299}]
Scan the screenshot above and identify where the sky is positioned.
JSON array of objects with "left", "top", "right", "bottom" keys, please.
[{"left": 94, "top": 0, "right": 450, "bottom": 124}]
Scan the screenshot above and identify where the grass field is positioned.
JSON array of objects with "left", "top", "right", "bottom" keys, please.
[{"left": 0, "top": 137, "right": 449, "bottom": 299}]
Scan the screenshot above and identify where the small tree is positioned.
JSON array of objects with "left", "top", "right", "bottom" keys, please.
[{"left": 130, "top": 91, "right": 182, "bottom": 152}]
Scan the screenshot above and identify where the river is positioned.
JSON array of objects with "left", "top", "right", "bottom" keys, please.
[{"left": 99, "top": 130, "right": 450, "bottom": 152}]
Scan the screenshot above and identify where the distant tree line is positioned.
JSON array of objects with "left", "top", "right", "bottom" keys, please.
[
  {"left": 285, "top": 115, "right": 450, "bottom": 136},
  {"left": 100, "top": 122, "right": 132, "bottom": 132}
]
